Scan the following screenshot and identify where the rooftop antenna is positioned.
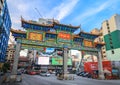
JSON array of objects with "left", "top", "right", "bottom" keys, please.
[{"left": 34, "top": 8, "right": 43, "bottom": 18}]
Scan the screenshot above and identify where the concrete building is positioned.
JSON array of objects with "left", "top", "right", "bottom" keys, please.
[
  {"left": 90, "top": 28, "right": 107, "bottom": 60},
  {"left": 29, "top": 18, "right": 59, "bottom": 26},
  {"left": 38, "top": 18, "right": 59, "bottom": 24},
  {"left": 6, "top": 44, "right": 15, "bottom": 62},
  {"left": 0, "top": 0, "right": 11, "bottom": 62},
  {"left": 102, "top": 14, "right": 120, "bottom": 61},
  {"left": 8, "top": 32, "right": 15, "bottom": 44},
  {"left": 6, "top": 32, "right": 15, "bottom": 62}
]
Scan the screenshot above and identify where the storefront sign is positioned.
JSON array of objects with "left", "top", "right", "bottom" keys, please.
[{"left": 52, "top": 57, "right": 72, "bottom": 65}]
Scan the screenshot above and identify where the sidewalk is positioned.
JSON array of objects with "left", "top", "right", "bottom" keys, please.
[
  {"left": 0, "top": 75, "right": 13, "bottom": 85},
  {"left": 0, "top": 73, "right": 22, "bottom": 85},
  {"left": 0, "top": 75, "right": 7, "bottom": 84},
  {"left": 103, "top": 79, "right": 120, "bottom": 83},
  {"left": 0, "top": 73, "right": 11, "bottom": 84}
]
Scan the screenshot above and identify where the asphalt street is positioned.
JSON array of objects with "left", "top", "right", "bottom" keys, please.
[{"left": 1, "top": 74, "right": 120, "bottom": 85}]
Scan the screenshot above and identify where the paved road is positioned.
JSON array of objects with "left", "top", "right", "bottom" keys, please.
[{"left": 1, "top": 74, "right": 120, "bottom": 85}]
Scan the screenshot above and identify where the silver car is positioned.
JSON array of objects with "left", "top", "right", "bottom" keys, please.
[{"left": 40, "top": 71, "right": 50, "bottom": 77}]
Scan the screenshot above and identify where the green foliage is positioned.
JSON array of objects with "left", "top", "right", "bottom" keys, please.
[{"left": 1, "top": 62, "right": 10, "bottom": 73}]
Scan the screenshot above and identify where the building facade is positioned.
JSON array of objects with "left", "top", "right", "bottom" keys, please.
[
  {"left": 91, "top": 28, "right": 107, "bottom": 60},
  {"left": 102, "top": 14, "right": 120, "bottom": 61},
  {"left": 0, "top": 0, "right": 11, "bottom": 62},
  {"left": 5, "top": 44, "right": 15, "bottom": 62},
  {"left": 8, "top": 32, "right": 15, "bottom": 44}
]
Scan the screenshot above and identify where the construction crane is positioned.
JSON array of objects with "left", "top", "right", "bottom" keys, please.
[{"left": 34, "top": 8, "right": 43, "bottom": 18}]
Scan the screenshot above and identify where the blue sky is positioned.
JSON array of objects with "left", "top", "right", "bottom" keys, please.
[{"left": 7, "top": 0, "right": 120, "bottom": 32}]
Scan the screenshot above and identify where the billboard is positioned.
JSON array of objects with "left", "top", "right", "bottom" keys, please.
[
  {"left": 84, "top": 61, "right": 112, "bottom": 74},
  {"left": 29, "top": 32, "right": 43, "bottom": 41},
  {"left": 84, "top": 40, "right": 93, "bottom": 47},
  {"left": 52, "top": 57, "right": 72, "bottom": 65},
  {"left": 38, "top": 57, "right": 49, "bottom": 65}
]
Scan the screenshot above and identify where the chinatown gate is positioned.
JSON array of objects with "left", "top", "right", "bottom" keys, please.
[{"left": 11, "top": 17, "right": 105, "bottom": 80}]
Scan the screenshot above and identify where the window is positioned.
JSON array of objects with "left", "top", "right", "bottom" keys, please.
[
  {"left": 104, "top": 56, "right": 106, "bottom": 58},
  {"left": 106, "top": 23, "right": 109, "bottom": 26},
  {"left": 102, "top": 47, "right": 104, "bottom": 49},
  {"left": 112, "top": 50, "right": 114, "bottom": 54},
  {"left": 110, "top": 41, "right": 112, "bottom": 44},
  {"left": 109, "top": 34, "right": 111, "bottom": 36},
  {"left": 103, "top": 51, "right": 106, "bottom": 53},
  {"left": 101, "top": 39, "right": 103, "bottom": 42},
  {"left": 108, "top": 30, "right": 110, "bottom": 33},
  {"left": 107, "top": 27, "right": 110, "bottom": 29},
  {"left": 109, "top": 37, "right": 112, "bottom": 40},
  {"left": 111, "top": 46, "right": 114, "bottom": 49}
]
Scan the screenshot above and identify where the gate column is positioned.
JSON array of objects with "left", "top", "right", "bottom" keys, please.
[
  {"left": 63, "top": 48, "right": 68, "bottom": 78},
  {"left": 10, "top": 42, "right": 21, "bottom": 82},
  {"left": 98, "top": 50, "right": 105, "bottom": 80},
  {"left": 12, "top": 42, "right": 21, "bottom": 75}
]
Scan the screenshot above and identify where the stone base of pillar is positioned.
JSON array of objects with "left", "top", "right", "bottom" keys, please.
[
  {"left": 99, "top": 74, "right": 105, "bottom": 80},
  {"left": 10, "top": 75, "right": 17, "bottom": 82},
  {"left": 64, "top": 74, "right": 74, "bottom": 80},
  {"left": 64, "top": 74, "right": 68, "bottom": 80},
  {"left": 10, "top": 74, "right": 22, "bottom": 82},
  {"left": 57, "top": 74, "right": 74, "bottom": 80}
]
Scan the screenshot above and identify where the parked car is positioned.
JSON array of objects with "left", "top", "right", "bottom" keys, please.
[
  {"left": 79, "top": 72, "right": 86, "bottom": 76},
  {"left": 111, "top": 68, "right": 119, "bottom": 79},
  {"left": 40, "top": 71, "right": 50, "bottom": 77},
  {"left": 0, "top": 71, "right": 4, "bottom": 76},
  {"left": 52, "top": 71, "right": 56, "bottom": 74},
  {"left": 55, "top": 70, "right": 62, "bottom": 76},
  {"left": 82, "top": 72, "right": 92, "bottom": 78},
  {"left": 76, "top": 72, "right": 84, "bottom": 76},
  {"left": 17, "top": 71, "right": 22, "bottom": 75},
  {"left": 28, "top": 70, "right": 37, "bottom": 75}
]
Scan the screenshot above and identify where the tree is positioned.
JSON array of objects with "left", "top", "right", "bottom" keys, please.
[{"left": 1, "top": 62, "right": 10, "bottom": 73}]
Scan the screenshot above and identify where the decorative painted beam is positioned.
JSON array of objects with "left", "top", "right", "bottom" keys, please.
[
  {"left": 94, "top": 42, "right": 105, "bottom": 49},
  {"left": 79, "top": 31, "right": 99, "bottom": 40},
  {"left": 16, "top": 38, "right": 98, "bottom": 52}
]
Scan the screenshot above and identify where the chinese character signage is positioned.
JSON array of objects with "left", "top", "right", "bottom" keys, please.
[
  {"left": 84, "top": 40, "right": 93, "bottom": 47},
  {"left": 58, "top": 32, "right": 71, "bottom": 40},
  {"left": 29, "top": 32, "right": 43, "bottom": 41},
  {"left": 52, "top": 57, "right": 72, "bottom": 65}
]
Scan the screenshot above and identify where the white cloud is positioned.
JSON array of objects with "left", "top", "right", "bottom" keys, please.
[
  {"left": 48, "top": 0, "right": 79, "bottom": 21},
  {"left": 74, "top": 1, "right": 111, "bottom": 22},
  {"left": 74, "top": 0, "right": 120, "bottom": 23},
  {"left": 7, "top": 0, "right": 79, "bottom": 29},
  {"left": 17, "top": 4, "right": 29, "bottom": 13},
  {"left": 7, "top": 0, "right": 30, "bottom": 29}
]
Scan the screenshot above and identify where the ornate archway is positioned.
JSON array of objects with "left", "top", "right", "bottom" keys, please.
[{"left": 11, "top": 17, "right": 105, "bottom": 80}]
